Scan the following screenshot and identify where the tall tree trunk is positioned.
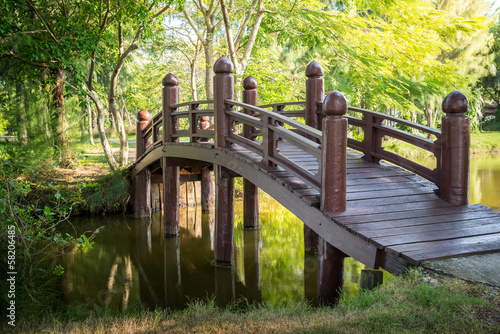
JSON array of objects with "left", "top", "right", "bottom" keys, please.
[
  {"left": 88, "top": 101, "right": 95, "bottom": 145},
  {"left": 16, "top": 81, "right": 28, "bottom": 144},
  {"left": 80, "top": 105, "right": 86, "bottom": 143},
  {"left": 190, "top": 60, "right": 198, "bottom": 100},
  {"left": 89, "top": 90, "right": 119, "bottom": 170},
  {"left": 204, "top": 40, "right": 215, "bottom": 100},
  {"left": 50, "top": 68, "right": 71, "bottom": 166}
]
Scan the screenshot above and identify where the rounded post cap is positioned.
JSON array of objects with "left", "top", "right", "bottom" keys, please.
[
  {"left": 442, "top": 91, "right": 468, "bottom": 114},
  {"left": 323, "top": 90, "right": 347, "bottom": 116},
  {"left": 162, "top": 73, "right": 179, "bottom": 86},
  {"left": 305, "top": 61, "right": 324, "bottom": 78},
  {"left": 242, "top": 76, "right": 258, "bottom": 90},
  {"left": 214, "top": 56, "right": 234, "bottom": 74},
  {"left": 137, "top": 109, "right": 151, "bottom": 122}
]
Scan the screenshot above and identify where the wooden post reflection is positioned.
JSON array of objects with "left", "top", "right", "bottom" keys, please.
[
  {"left": 244, "top": 230, "right": 261, "bottom": 305},
  {"left": 215, "top": 266, "right": 235, "bottom": 307},
  {"left": 164, "top": 236, "right": 183, "bottom": 309},
  {"left": 304, "top": 251, "right": 319, "bottom": 304}
]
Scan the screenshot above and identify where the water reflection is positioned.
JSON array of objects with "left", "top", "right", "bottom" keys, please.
[
  {"left": 62, "top": 196, "right": 385, "bottom": 311},
  {"left": 416, "top": 153, "right": 500, "bottom": 210}
]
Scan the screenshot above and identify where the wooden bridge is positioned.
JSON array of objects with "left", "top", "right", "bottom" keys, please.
[{"left": 129, "top": 57, "right": 500, "bottom": 304}]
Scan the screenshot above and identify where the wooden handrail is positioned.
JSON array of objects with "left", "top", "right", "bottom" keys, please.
[{"left": 225, "top": 99, "right": 322, "bottom": 190}]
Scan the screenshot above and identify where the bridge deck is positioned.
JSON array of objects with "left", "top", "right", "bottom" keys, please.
[{"left": 227, "top": 142, "right": 500, "bottom": 266}]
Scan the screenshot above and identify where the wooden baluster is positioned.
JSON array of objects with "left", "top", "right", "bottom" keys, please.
[
  {"left": 304, "top": 61, "right": 324, "bottom": 253},
  {"left": 363, "top": 114, "right": 382, "bottom": 163},
  {"left": 440, "top": 91, "right": 470, "bottom": 205},
  {"left": 162, "top": 73, "right": 180, "bottom": 236},
  {"left": 213, "top": 57, "right": 235, "bottom": 264},
  {"left": 317, "top": 90, "right": 348, "bottom": 306},
  {"left": 134, "top": 109, "right": 151, "bottom": 218},
  {"left": 242, "top": 76, "right": 260, "bottom": 229},
  {"left": 190, "top": 103, "right": 199, "bottom": 142}
]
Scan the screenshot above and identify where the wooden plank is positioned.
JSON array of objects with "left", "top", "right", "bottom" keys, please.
[
  {"left": 345, "top": 175, "right": 426, "bottom": 186},
  {"left": 346, "top": 170, "right": 414, "bottom": 179},
  {"left": 391, "top": 233, "right": 500, "bottom": 263},
  {"left": 335, "top": 204, "right": 488, "bottom": 224},
  {"left": 349, "top": 211, "right": 499, "bottom": 234},
  {"left": 347, "top": 181, "right": 435, "bottom": 193},
  {"left": 332, "top": 200, "right": 455, "bottom": 218},
  {"left": 371, "top": 217, "right": 500, "bottom": 246},
  {"left": 346, "top": 194, "right": 441, "bottom": 208},
  {"left": 346, "top": 187, "right": 436, "bottom": 201}
]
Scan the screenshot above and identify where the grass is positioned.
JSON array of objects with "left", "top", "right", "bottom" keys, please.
[
  {"left": 10, "top": 269, "right": 500, "bottom": 333},
  {"left": 383, "top": 131, "right": 500, "bottom": 159}
]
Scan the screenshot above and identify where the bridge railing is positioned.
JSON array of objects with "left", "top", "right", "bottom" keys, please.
[
  {"left": 344, "top": 106, "right": 442, "bottom": 186},
  {"left": 136, "top": 57, "right": 470, "bottom": 207},
  {"left": 168, "top": 100, "right": 215, "bottom": 143},
  {"left": 225, "top": 99, "right": 322, "bottom": 190}
]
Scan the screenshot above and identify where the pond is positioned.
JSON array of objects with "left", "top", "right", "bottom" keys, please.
[{"left": 60, "top": 153, "right": 500, "bottom": 311}]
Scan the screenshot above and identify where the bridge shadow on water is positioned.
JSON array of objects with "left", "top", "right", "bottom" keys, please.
[{"left": 60, "top": 195, "right": 392, "bottom": 311}]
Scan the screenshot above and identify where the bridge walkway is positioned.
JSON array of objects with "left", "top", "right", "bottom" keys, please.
[{"left": 227, "top": 141, "right": 500, "bottom": 268}]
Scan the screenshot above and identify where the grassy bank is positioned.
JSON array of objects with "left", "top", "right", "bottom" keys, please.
[
  {"left": 383, "top": 131, "right": 500, "bottom": 159},
  {"left": 10, "top": 269, "right": 500, "bottom": 333}
]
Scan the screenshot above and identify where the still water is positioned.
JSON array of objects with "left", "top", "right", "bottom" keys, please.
[
  {"left": 62, "top": 195, "right": 383, "bottom": 311},
  {"left": 61, "top": 154, "right": 500, "bottom": 311}
]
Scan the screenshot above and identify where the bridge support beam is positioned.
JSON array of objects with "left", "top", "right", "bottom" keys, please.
[
  {"left": 243, "top": 76, "right": 260, "bottom": 229},
  {"left": 317, "top": 238, "right": 346, "bottom": 306},
  {"left": 134, "top": 110, "right": 151, "bottom": 218},
  {"left": 214, "top": 165, "right": 235, "bottom": 264},
  {"left": 317, "top": 90, "right": 349, "bottom": 305},
  {"left": 201, "top": 167, "right": 214, "bottom": 213},
  {"left": 163, "top": 160, "right": 179, "bottom": 236},
  {"left": 304, "top": 61, "right": 325, "bottom": 252},
  {"left": 162, "top": 73, "right": 180, "bottom": 235}
]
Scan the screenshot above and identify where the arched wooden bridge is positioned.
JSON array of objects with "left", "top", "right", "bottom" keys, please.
[{"left": 130, "top": 57, "right": 500, "bottom": 304}]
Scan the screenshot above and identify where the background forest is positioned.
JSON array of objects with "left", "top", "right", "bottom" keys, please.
[{"left": 1, "top": 0, "right": 499, "bottom": 170}]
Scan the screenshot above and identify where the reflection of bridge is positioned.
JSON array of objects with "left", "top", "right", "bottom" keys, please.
[{"left": 130, "top": 57, "right": 500, "bottom": 304}]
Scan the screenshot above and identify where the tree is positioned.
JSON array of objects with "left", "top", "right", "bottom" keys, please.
[
  {"left": 0, "top": 0, "right": 102, "bottom": 166},
  {"left": 477, "top": 14, "right": 500, "bottom": 120}
]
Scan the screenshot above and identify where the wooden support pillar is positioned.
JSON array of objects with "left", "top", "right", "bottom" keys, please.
[
  {"left": 304, "top": 61, "right": 325, "bottom": 252},
  {"left": 360, "top": 270, "right": 384, "bottom": 291},
  {"left": 201, "top": 167, "right": 214, "bottom": 213},
  {"left": 317, "top": 90, "right": 348, "bottom": 306},
  {"left": 134, "top": 109, "right": 151, "bottom": 218},
  {"left": 317, "top": 238, "right": 345, "bottom": 306},
  {"left": 213, "top": 57, "right": 235, "bottom": 264},
  {"left": 242, "top": 76, "right": 259, "bottom": 229},
  {"left": 162, "top": 74, "right": 180, "bottom": 236},
  {"left": 440, "top": 91, "right": 470, "bottom": 205}
]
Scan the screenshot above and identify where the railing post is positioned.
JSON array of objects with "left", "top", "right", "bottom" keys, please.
[
  {"left": 320, "top": 91, "right": 348, "bottom": 214},
  {"left": 162, "top": 73, "right": 180, "bottom": 236},
  {"left": 214, "top": 56, "right": 234, "bottom": 149},
  {"left": 304, "top": 61, "right": 324, "bottom": 252},
  {"left": 213, "top": 56, "right": 235, "bottom": 264},
  {"left": 305, "top": 60, "right": 325, "bottom": 132},
  {"left": 317, "top": 90, "right": 348, "bottom": 306},
  {"left": 134, "top": 110, "right": 151, "bottom": 218},
  {"left": 440, "top": 91, "right": 470, "bottom": 205},
  {"left": 243, "top": 76, "right": 260, "bottom": 229}
]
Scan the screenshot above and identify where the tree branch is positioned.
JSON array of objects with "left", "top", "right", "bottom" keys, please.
[
  {"left": 184, "top": 7, "right": 207, "bottom": 44},
  {"left": 219, "top": 0, "right": 238, "bottom": 68},
  {"left": 25, "top": 0, "right": 60, "bottom": 43}
]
